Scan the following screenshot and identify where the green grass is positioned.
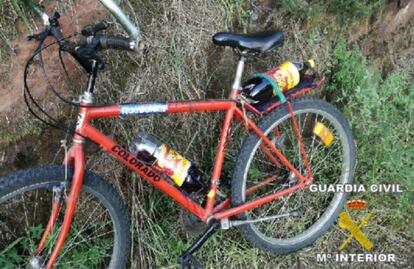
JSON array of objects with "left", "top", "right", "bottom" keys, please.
[
  {"left": 280, "top": 0, "right": 383, "bottom": 24},
  {"left": 0, "top": 222, "right": 111, "bottom": 269},
  {"left": 280, "top": 0, "right": 308, "bottom": 19},
  {"left": 218, "top": 0, "right": 251, "bottom": 31},
  {"left": 330, "top": 37, "right": 414, "bottom": 230},
  {"left": 0, "top": 0, "right": 36, "bottom": 61},
  {"left": 0, "top": 123, "right": 41, "bottom": 150},
  {"left": 9, "top": 0, "right": 33, "bottom": 32},
  {"left": 325, "top": 0, "right": 383, "bottom": 22}
]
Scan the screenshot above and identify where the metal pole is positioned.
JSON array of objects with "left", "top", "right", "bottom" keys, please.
[
  {"left": 21, "top": 0, "right": 49, "bottom": 25},
  {"left": 21, "top": 0, "right": 140, "bottom": 43},
  {"left": 98, "top": 0, "right": 140, "bottom": 42}
]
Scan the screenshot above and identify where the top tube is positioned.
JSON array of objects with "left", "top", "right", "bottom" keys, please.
[{"left": 21, "top": 0, "right": 140, "bottom": 43}]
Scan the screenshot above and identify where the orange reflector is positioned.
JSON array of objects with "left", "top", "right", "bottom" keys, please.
[
  {"left": 207, "top": 190, "right": 215, "bottom": 198},
  {"left": 313, "top": 122, "right": 334, "bottom": 146},
  {"left": 346, "top": 199, "right": 367, "bottom": 209}
]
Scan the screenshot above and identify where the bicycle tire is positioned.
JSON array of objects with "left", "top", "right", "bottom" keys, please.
[
  {"left": 231, "top": 98, "right": 356, "bottom": 253},
  {"left": 0, "top": 165, "right": 130, "bottom": 268}
]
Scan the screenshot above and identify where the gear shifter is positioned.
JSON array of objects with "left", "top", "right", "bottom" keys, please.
[{"left": 81, "top": 20, "right": 112, "bottom": 36}]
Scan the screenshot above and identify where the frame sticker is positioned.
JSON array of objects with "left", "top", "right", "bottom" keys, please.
[
  {"left": 75, "top": 112, "right": 86, "bottom": 130},
  {"left": 120, "top": 102, "right": 168, "bottom": 117}
]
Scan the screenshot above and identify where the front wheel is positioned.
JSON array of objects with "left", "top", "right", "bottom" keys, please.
[
  {"left": 0, "top": 165, "right": 130, "bottom": 268},
  {"left": 232, "top": 98, "right": 356, "bottom": 253}
]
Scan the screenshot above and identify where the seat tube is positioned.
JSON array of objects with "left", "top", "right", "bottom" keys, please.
[
  {"left": 205, "top": 54, "right": 246, "bottom": 215},
  {"left": 205, "top": 104, "right": 235, "bottom": 215}
]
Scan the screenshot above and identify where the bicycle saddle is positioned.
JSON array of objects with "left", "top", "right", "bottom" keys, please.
[{"left": 212, "top": 31, "right": 284, "bottom": 53}]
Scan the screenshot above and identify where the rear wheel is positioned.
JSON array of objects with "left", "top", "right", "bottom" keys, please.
[
  {"left": 0, "top": 165, "right": 130, "bottom": 268},
  {"left": 232, "top": 98, "right": 356, "bottom": 253}
]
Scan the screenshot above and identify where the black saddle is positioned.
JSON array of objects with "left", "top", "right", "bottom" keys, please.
[{"left": 212, "top": 31, "right": 284, "bottom": 53}]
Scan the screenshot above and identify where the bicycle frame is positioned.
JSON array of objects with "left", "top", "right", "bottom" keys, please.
[
  {"left": 19, "top": 0, "right": 320, "bottom": 267},
  {"left": 72, "top": 99, "right": 310, "bottom": 217},
  {"left": 36, "top": 56, "right": 316, "bottom": 269}
]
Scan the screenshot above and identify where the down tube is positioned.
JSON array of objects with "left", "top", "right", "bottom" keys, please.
[{"left": 82, "top": 124, "right": 206, "bottom": 220}]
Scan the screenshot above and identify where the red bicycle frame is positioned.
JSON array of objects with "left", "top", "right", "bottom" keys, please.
[{"left": 39, "top": 59, "right": 318, "bottom": 268}]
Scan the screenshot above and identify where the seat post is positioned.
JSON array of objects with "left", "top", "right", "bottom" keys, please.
[{"left": 230, "top": 53, "right": 246, "bottom": 99}]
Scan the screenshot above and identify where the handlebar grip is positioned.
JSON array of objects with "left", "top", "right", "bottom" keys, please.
[{"left": 99, "top": 35, "right": 134, "bottom": 51}]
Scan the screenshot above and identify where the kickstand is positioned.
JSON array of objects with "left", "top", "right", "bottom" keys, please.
[{"left": 179, "top": 220, "right": 220, "bottom": 269}]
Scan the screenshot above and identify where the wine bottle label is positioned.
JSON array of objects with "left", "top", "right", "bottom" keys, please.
[
  {"left": 269, "top": 61, "right": 300, "bottom": 91},
  {"left": 156, "top": 145, "right": 191, "bottom": 186},
  {"left": 273, "top": 70, "right": 289, "bottom": 91},
  {"left": 307, "top": 59, "right": 316, "bottom": 68}
]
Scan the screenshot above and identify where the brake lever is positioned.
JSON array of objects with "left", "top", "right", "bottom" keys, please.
[
  {"left": 81, "top": 20, "right": 112, "bottom": 36},
  {"left": 27, "top": 28, "right": 51, "bottom": 42}
]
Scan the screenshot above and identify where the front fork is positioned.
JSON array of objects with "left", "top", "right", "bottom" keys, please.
[{"left": 34, "top": 142, "right": 85, "bottom": 269}]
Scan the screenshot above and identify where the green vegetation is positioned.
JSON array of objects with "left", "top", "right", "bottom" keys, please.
[
  {"left": 0, "top": 224, "right": 43, "bottom": 268},
  {"left": 219, "top": 0, "right": 251, "bottom": 31},
  {"left": 0, "top": 0, "right": 36, "bottom": 61},
  {"left": 0, "top": 123, "right": 41, "bottom": 150},
  {"left": 280, "top": 0, "right": 308, "bottom": 19},
  {"left": 325, "top": 0, "right": 382, "bottom": 21},
  {"left": 330, "top": 38, "right": 414, "bottom": 220},
  {"left": 0, "top": 222, "right": 112, "bottom": 269},
  {"left": 9, "top": 0, "right": 33, "bottom": 32},
  {"left": 281, "top": 0, "right": 383, "bottom": 23}
]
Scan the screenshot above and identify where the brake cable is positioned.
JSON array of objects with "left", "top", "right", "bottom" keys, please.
[
  {"left": 35, "top": 34, "right": 110, "bottom": 108},
  {"left": 23, "top": 28, "right": 116, "bottom": 140},
  {"left": 23, "top": 40, "right": 70, "bottom": 132},
  {"left": 23, "top": 34, "right": 90, "bottom": 139}
]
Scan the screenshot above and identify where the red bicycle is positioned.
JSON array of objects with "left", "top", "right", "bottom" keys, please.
[{"left": 0, "top": 1, "right": 356, "bottom": 269}]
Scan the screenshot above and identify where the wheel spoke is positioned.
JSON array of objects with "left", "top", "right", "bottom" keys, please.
[
  {"left": 0, "top": 170, "right": 124, "bottom": 268},
  {"left": 239, "top": 100, "right": 353, "bottom": 244}
]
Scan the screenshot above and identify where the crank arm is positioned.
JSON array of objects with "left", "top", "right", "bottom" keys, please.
[{"left": 220, "top": 210, "right": 301, "bottom": 229}]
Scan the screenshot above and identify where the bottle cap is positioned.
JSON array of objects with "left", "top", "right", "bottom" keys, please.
[{"left": 307, "top": 59, "right": 316, "bottom": 68}]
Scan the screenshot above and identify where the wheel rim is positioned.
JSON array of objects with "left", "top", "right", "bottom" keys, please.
[
  {"left": 0, "top": 182, "right": 117, "bottom": 269},
  {"left": 241, "top": 107, "right": 352, "bottom": 245}
]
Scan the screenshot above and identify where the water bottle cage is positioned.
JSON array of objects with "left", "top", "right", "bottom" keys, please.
[{"left": 254, "top": 73, "right": 287, "bottom": 103}]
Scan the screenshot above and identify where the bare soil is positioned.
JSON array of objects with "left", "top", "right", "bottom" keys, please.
[{"left": 0, "top": 0, "right": 106, "bottom": 115}]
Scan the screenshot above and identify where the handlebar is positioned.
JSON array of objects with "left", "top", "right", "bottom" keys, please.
[
  {"left": 28, "top": 11, "right": 138, "bottom": 73},
  {"left": 99, "top": 35, "right": 135, "bottom": 50},
  {"left": 22, "top": 0, "right": 143, "bottom": 73},
  {"left": 79, "top": 35, "right": 136, "bottom": 51},
  {"left": 22, "top": 0, "right": 140, "bottom": 44}
]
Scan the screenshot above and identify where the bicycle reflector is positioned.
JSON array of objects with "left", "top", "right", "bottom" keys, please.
[{"left": 313, "top": 122, "right": 334, "bottom": 146}]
